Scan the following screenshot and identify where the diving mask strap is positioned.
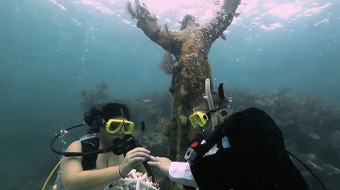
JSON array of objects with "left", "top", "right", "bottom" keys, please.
[
  {"left": 205, "top": 78, "right": 218, "bottom": 130},
  {"left": 205, "top": 78, "right": 215, "bottom": 111}
]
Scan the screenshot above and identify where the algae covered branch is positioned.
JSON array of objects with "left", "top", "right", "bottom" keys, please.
[{"left": 127, "top": 0, "right": 240, "bottom": 161}]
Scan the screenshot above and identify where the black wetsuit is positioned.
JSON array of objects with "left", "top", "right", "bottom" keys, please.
[{"left": 190, "top": 108, "right": 309, "bottom": 190}]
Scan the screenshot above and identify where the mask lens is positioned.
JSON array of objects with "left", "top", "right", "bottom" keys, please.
[
  {"left": 189, "top": 116, "right": 199, "bottom": 128},
  {"left": 106, "top": 119, "right": 123, "bottom": 134},
  {"left": 189, "top": 112, "right": 208, "bottom": 128},
  {"left": 122, "top": 121, "right": 134, "bottom": 134},
  {"left": 202, "top": 114, "right": 208, "bottom": 121}
]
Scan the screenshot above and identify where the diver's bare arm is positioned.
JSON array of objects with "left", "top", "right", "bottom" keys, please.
[
  {"left": 60, "top": 141, "right": 122, "bottom": 190},
  {"left": 202, "top": 0, "right": 241, "bottom": 42},
  {"left": 127, "top": 0, "right": 179, "bottom": 54}
]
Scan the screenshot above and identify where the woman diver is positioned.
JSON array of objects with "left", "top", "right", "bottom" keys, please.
[{"left": 59, "top": 102, "right": 151, "bottom": 190}]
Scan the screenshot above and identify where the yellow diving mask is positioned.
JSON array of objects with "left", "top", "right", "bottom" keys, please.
[
  {"left": 189, "top": 112, "right": 209, "bottom": 128},
  {"left": 105, "top": 119, "right": 134, "bottom": 134}
]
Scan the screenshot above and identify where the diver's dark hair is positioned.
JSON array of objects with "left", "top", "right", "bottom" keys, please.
[
  {"left": 83, "top": 102, "right": 130, "bottom": 127},
  {"left": 101, "top": 103, "right": 130, "bottom": 121},
  {"left": 84, "top": 107, "right": 102, "bottom": 127}
]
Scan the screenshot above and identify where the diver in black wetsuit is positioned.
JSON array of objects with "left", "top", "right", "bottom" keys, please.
[
  {"left": 187, "top": 107, "right": 309, "bottom": 190},
  {"left": 148, "top": 79, "right": 309, "bottom": 190}
]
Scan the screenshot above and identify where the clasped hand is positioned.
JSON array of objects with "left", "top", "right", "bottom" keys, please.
[
  {"left": 119, "top": 147, "right": 150, "bottom": 176},
  {"left": 147, "top": 156, "right": 172, "bottom": 177}
]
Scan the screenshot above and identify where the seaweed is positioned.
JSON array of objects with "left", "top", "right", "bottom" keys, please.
[{"left": 159, "top": 52, "right": 177, "bottom": 75}]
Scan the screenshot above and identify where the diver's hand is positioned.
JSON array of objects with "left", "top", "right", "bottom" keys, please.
[
  {"left": 147, "top": 156, "right": 172, "bottom": 177},
  {"left": 119, "top": 147, "right": 150, "bottom": 176}
]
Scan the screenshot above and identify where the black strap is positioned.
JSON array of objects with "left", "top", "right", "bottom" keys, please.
[
  {"left": 183, "top": 185, "right": 197, "bottom": 190},
  {"left": 81, "top": 136, "right": 99, "bottom": 170}
]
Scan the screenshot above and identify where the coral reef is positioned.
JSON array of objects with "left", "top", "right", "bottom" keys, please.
[
  {"left": 156, "top": 117, "right": 171, "bottom": 137},
  {"left": 113, "top": 169, "right": 159, "bottom": 190}
]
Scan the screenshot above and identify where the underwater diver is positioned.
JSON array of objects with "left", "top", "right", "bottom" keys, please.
[
  {"left": 59, "top": 103, "right": 151, "bottom": 190},
  {"left": 147, "top": 83, "right": 231, "bottom": 189},
  {"left": 148, "top": 80, "right": 309, "bottom": 190}
]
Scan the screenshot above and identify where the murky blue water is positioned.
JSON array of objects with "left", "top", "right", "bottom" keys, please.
[{"left": 0, "top": 0, "right": 339, "bottom": 189}]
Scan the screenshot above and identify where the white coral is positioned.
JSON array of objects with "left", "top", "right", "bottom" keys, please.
[{"left": 118, "top": 169, "right": 159, "bottom": 190}]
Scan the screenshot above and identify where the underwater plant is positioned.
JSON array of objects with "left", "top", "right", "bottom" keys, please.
[{"left": 159, "top": 52, "right": 177, "bottom": 75}]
